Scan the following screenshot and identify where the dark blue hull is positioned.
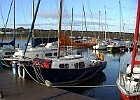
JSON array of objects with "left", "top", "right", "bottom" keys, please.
[
  {"left": 107, "top": 46, "right": 125, "bottom": 52},
  {"left": 18, "top": 61, "right": 107, "bottom": 84}
]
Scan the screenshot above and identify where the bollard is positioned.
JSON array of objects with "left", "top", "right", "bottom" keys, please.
[{"left": 12, "top": 61, "right": 18, "bottom": 75}]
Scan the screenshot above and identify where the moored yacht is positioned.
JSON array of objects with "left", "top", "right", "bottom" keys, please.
[
  {"left": 117, "top": 0, "right": 140, "bottom": 99},
  {"left": 107, "top": 38, "right": 125, "bottom": 52}
]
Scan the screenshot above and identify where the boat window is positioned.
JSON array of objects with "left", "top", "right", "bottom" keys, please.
[
  {"left": 65, "top": 64, "right": 69, "bottom": 68},
  {"left": 54, "top": 52, "right": 57, "bottom": 56},
  {"left": 74, "top": 63, "right": 78, "bottom": 68},
  {"left": 59, "top": 64, "right": 64, "bottom": 68},
  {"left": 5, "top": 52, "right": 14, "bottom": 55},
  {"left": 45, "top": 53, "right": 52, "bottom": 57},
  {"left": 79, "top": 62, "right": 85, "bottom": 68}
]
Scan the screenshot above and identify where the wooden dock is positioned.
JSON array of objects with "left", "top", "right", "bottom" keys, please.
[{"left": 0, "top": 69, "right": 95, "bottom": 100}]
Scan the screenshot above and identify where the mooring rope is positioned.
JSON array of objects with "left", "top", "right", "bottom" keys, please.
[
  {"left": 19, "top": 63, "right": 46, "bottom": 86},
  {"left": 52, "top": 85, "right": 117, "bottom": 88},
  {"left": 1, "top": 60, "right": 11, "bottom": 68},
  {"left": 18, "top": 63, "right": 117, "bottom": 89}
]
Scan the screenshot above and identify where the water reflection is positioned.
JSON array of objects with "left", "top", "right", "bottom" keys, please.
[{"left": 59, "top": 72, "right": 106, "bottom": 98}]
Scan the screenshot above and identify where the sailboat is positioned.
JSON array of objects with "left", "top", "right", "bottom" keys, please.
[
  {"left": 59, "top": 5, "right": 96, "bottom": 48},
  {"left": 106, "top": 38, "right": 125, "bottom": 52},
  {"left": 13, "top": 0, "right": 59, "bottom": 60},
  {"left": 117, "top": 0, "right": 140, "bottom": 99},
  {"left": 16, "top": 0, "right": 107, "bottom": 85},
  {"left": 13, "top": 0, "right": 79, "bottom": 60},
  {"left": 59, "top": 33, "right": 96, "bottom": 48},
  {"left": 107, "top": 2, "right": 126, "bottom": 52},
  {"left": 0, "top": 0, "right": 16, "bottom": 68},
  {"left": 93, "top": 10, "right": 108, "bottom": 50},
  {"left": 0, "top": 36, "right": 15, "bottom": 58},
  {"left": 0, "top": 0, "right": 16, "bottom": 59}
]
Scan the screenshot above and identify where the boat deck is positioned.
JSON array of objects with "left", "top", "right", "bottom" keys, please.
[{"left": 0, "top": 69, "right": 95, "bottom": 100}]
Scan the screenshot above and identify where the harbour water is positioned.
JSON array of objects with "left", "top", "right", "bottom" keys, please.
[{"left": 1, "top": 39, "right": 132, "bottom": 100}]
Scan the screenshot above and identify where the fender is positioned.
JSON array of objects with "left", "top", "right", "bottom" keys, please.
[
  {"left": 18, "top": 65, "right": 25, "bottom": 78},
  {"left": 97, "top": 53, "right": 104, "bottom": 61}
]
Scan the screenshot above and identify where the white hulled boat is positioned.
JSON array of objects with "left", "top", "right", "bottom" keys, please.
[{"left": 117, "top": 0, "right": 140, "bottom": 99}]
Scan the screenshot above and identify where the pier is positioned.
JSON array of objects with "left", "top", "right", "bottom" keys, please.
[{"left": 0, "top": 69, "right": 95, "bottom": 100}]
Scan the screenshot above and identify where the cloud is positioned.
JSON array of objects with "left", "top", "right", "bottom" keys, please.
[
  {"left": 37, "top": 10, "right": 72, "bottom": 20},
  {"left": 38, "top": 11, "right": 58, "bottom": 19}
]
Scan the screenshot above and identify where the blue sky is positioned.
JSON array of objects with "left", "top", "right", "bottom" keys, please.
[{"left": 0, "top": 0, "right": 138, "bottom": 33}]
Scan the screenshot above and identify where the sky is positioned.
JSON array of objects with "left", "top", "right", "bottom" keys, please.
[{"left": 0, "top": 0, "right": 138, "bottom": 33}]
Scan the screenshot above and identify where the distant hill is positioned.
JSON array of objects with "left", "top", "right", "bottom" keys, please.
[{"left": 0, "top": 28, "right": 134, "bottom": 40}]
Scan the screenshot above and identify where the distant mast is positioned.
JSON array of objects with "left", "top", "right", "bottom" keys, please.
[
  {"left": 104, "top": 6, "right": 107, "bottom": 40},
  {"left": 119, "top": 1, "right": 121, "bottom": 38},
  {"left": 57, "top": 0, "right": 63, "bottom": 59},
  {"left": 99, "top": 10, "right": 101, "bottom": 38},
  {"left": 131, "top": 0, "right": 140, "bottom": 70},
  {"left": 13, "top": 0, "right": 15, "bottom": 34},
  {"left": 82, "top": 5, "right": 87, "bottom": 32}
]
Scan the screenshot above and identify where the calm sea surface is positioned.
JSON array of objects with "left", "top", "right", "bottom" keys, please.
[{"left": 3, "top": 39, "right": 132, "bottom": 100}]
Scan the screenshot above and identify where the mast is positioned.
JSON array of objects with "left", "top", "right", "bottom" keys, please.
[
  {"left": 23, "top": 0, "right": 41, "bottom": 57},
  {"left": 119, "top": 1, "right": 122, "bottom": 38},
  {"left": 4, "top": 0, "right": 13, "bottom": 35},
  {"left": 82, "top": 5, "right": 87, "bottom": 32},
  {"left": 131, "top": 0, "right": 140, "bottom": 71},
  {"left": 13, "top": 0, "right": 16, "bottom": 48},
  {"left": 99, "top": 10, "right": 101, "bottom": 38},
  {"left": 57, "top": 0, "right": 63, "bottom": 59},
  {"left": 13, "top": 0, "right": 15, "bottom": 35},
  {"left": 70, "top": 7, "right": 73, "bottom": 51},
  {"left": 32, "top": 0, "right": 35, "bottom": 38},
  {"left": 104, "top": 6, "right": 107, "bottom": 40},
  {"left": 32, "top": 0, "right": 34, "bottom": 22},
  {"left": 81, "top": 1, "right": 84, "bottom": 37}
]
